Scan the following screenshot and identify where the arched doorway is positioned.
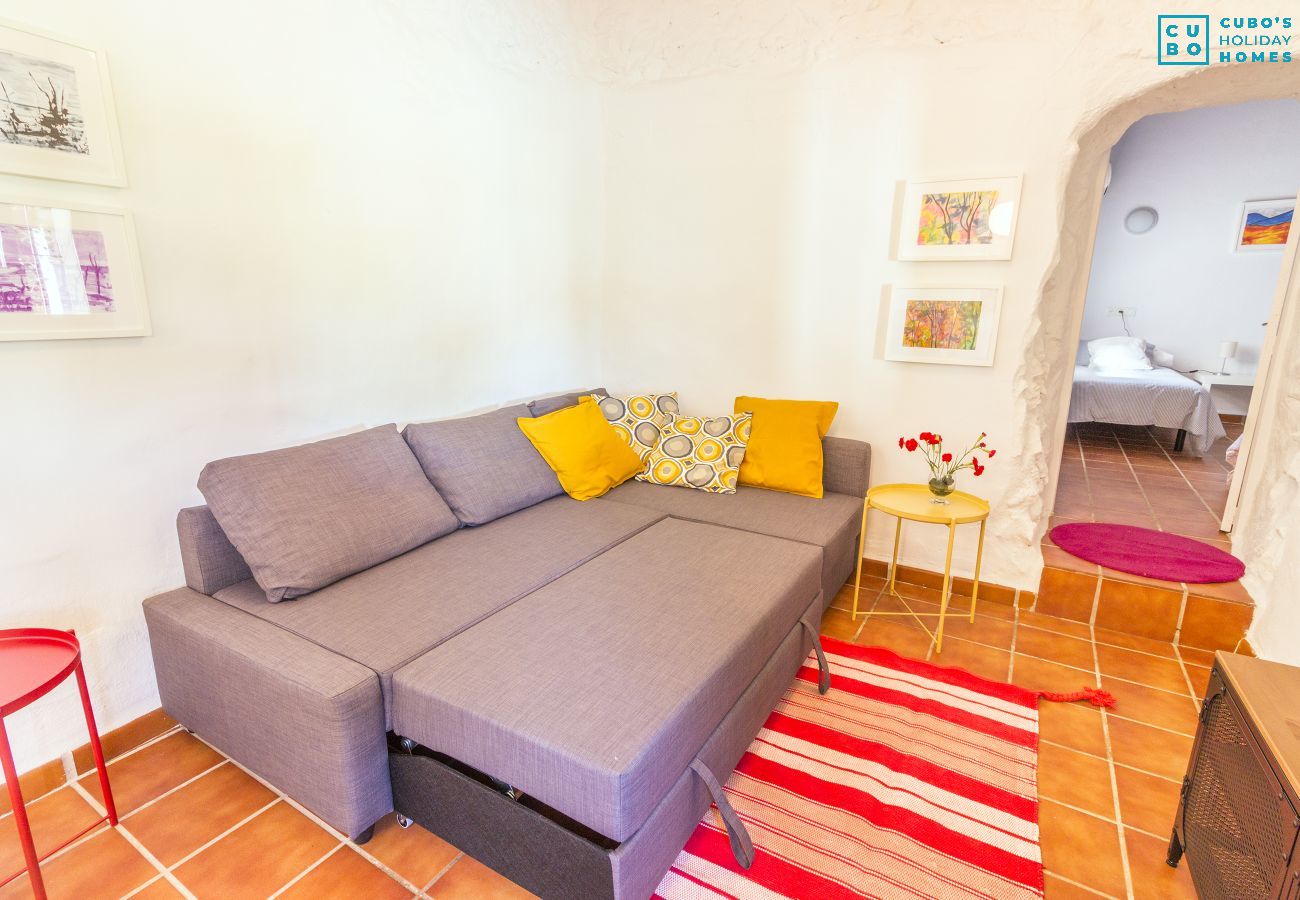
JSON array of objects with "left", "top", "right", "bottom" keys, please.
[
  {"left": 1010, "top": 64, "right": 1300, "bottom": 655},
  {"left": 1017, "top": 64, "right": 1300, "bottom": 545}
]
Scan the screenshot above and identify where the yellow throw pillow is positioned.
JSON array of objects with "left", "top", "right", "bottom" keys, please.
[
  {"left": 637, "top": 413, "right": 752, "bottom": 493},
  {"left": 517, "top": 397, "right": 645, "bottom": 501},
  {"left": 733, "top": 396, "right": 838, "bottom": 499}
]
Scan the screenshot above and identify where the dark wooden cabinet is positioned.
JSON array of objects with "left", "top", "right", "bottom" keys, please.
[{"left": 1170, "top": 652, "right": 1300, "bottom": 899}]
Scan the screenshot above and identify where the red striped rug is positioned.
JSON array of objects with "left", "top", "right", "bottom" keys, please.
[{"left": 655, "top": 637, "right": 1045, "bottom": 899}]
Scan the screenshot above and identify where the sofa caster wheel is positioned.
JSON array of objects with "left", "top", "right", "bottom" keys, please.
[
  {"left": 354, "top": 825, "right": 375, "bottom": 845},
  {"left": 396, "top": 814, "right": 412, "bottom": 829}
]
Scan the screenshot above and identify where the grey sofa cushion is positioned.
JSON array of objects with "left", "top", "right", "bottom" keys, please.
[
  {"left": 198, "top": 426, "right": 459, "bottom": 602},
  {"left": 526, "top": 387, "right": 606, "bottom": 418},
  {"left": 214, "top": 495, "right": 666, "bottom": 726},
  {"left": 390, "top": 518, "right": 822, "bottom": 842},
  {"left": 601, "top": 480, "right": 862, "bottom": 603},
  {"left": 403, "top": 405, "right": 562, "bottom": 526}
]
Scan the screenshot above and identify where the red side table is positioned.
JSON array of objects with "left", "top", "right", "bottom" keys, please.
[{"left": 0, "top": 629, "right": 118, "bottom": 900}]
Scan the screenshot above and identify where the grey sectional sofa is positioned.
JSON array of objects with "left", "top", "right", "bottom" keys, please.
[{"left": 143, "top": 390, "right": 870, "bottom": 899}]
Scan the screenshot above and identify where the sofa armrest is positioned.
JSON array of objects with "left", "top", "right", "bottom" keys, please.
[
  {"left": 823, "top": 436, "right": 871, "bottom": 498},
  {"left": 143, "top": 588, "right": 390, "bottom": 838},
  {"left": 177, "top": 506, "right": 251, "bottom": 595}
]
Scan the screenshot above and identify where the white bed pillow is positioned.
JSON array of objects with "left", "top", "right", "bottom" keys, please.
[
  {"left": 1150, "top": 347, "right": 1175, "bottom": 368},
  {"left": 1088, "top": 336, "right": 1152, "bottom": 372}
]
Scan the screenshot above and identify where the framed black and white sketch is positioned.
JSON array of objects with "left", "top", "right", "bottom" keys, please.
[
  {"left": 0, "top": 19, "right": 126, "bottom": 186},
  {"left": 0, "top": 199, "right": 149, "bottom": 341},
  {"left": 896, "top": 176, "right": 1022, "bottom": 261}
]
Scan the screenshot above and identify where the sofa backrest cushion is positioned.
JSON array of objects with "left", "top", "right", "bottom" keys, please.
[
  {"left": 402, "top": 404, "right": 563, "bottom": 526},
  {"left": 526, "top": 388, "right": 606, "bottom": 418},
  {"left": 198, "top": 425, "right": 459, "bottom": 601}
]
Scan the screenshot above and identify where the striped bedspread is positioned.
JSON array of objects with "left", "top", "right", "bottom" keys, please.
[
  {"left": 655, "top": 641, "right": 1044, "bottom": 900},
  {"left": 1068, "top": 365, "right": 1226, "bottom": 454}
]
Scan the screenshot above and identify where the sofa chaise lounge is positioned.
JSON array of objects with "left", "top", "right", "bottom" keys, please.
[{"left": 143, "top": 390, "right": 870, "bottom": 898}]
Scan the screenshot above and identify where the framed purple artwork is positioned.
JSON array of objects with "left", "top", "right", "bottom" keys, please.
[{"left": 0, "top": 199, "right": 149, "bottom": 341}]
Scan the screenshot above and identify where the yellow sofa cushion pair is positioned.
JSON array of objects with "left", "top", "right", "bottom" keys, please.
[
  {"left": 517, "top": 396, "right": 643, "bottom": 501},
  {"left": 734, "top": 396, "right": 838, "bottom": 499}
]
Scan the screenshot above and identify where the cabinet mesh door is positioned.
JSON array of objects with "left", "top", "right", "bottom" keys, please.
[{"left": 1183, "top": 688, "right": 1296, "bottom": 899}]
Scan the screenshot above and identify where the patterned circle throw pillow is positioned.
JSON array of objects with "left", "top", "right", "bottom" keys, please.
[
  {"left": 637, "top": 413, "right": 752, "bottom": 493},
  {"left": 595, "top": 393, "right": 680, "bottom": 460}
]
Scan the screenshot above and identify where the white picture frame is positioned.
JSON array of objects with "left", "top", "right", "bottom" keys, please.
[
  {"left": 884, "top": 285, "right": 1002, "bottom": 366},
  {"left": 896, "top": 176, "right": 1022, "bottom": 261},
  {"left": 1232, "top": 198, "right": 1293, "bottom": 252},
  {"left": 0, "top": 19, "right": 127, "bottom": 186},
  {"left": 0, "top": 198, "right": 150, "bottom": 341}
]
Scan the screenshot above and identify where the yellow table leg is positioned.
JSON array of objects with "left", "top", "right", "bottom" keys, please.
[
  {"left": 970, "top": 518, "right": 986, "bottom": 624},
  {"left": 936, "top": 522, "right": 957, "bottom": 654},
  {"left": 852, "top": 498, "right": 869, "bottom": 618},
  {"left": 887, "top": 517, "right": 902, "bottom": 594}
]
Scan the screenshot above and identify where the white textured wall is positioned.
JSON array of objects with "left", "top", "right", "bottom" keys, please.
[
  {"left": 1080, "top": 100, "right": 1300, "bottom": 415},
  {"left": 1233, "top": 234, "right": 1300, "bottom": 663},
  {"left": 0, "top": 0, "right": 603, "bottom": 778},
  {"left": 6, "top": 1, "right": 1300, "bottom": 781},
  {"left": 591, "top": 2, "right": 1300, "bottom": 651}
]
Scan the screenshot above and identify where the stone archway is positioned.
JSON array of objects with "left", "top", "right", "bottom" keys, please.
[{"left": 1008, "top": 64, "right": 1300, "bottom": 556}]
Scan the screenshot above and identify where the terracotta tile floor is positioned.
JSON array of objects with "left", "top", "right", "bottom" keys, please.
[
  {"left": 2, "top": 584, "right": 1207, "bottom": 899},
  {"left": 1054, "top": 420, "right": 1241, "bottom": 538},
  {"left": 0, "top": 730, "right": 520, "bottom": 899}
]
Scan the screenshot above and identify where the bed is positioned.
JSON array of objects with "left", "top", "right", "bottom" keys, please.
[{"left": 1068, "top": 365, "right": 1227, "bottom": 455}]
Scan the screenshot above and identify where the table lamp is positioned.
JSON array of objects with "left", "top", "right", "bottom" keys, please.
[{"left": 1217, "top": 340, "right": 1238, "bottom": 375}]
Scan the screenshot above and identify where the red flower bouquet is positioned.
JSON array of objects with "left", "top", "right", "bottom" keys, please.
[{"left": 898, "top": 431, "right": 995, "bottom": 501}]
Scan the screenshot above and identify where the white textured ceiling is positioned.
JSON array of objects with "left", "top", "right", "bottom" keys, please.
[{"left": 452, "top": 0, "right": 1124, "bottom": 82}]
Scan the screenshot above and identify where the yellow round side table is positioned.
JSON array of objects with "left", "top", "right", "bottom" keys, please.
[{"left": 851, "top": 482, "right": 990, "bottom": 654}]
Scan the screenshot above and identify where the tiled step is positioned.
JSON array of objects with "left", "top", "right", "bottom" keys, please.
[
  {"left": 1035, "top": 562, "right": 1253, "bottom": 654},
  {"left": 1038, "top": 519, "right": 1253, "bottom": 653}
]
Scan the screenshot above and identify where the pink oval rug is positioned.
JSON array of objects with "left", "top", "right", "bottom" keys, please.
[{"left": 1048, "top": 523, "right": 1244, "bottom": 584}]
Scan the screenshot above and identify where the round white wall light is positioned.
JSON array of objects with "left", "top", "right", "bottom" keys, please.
[{"left": 1124, "top": 206, "right": 1158, "bottom": 235}]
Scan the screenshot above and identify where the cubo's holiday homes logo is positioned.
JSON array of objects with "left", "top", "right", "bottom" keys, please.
[
  {"left": 1158, "top": 14, "right": 1294, "bottom": 65},
  {"left": 1158, "top": 15, "right": 1209, "bottom": 64}
]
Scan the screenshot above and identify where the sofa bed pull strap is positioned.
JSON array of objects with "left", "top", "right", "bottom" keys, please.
[
  {"left": 689, "top": 759, "right": 755, "bottom": 870},
  {"left": 800, "top": 618, "right": 831, "bottom": 694}
]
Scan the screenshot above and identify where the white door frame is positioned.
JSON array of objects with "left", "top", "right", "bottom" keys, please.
[{"left": 1220, "top": 189, "right": 1300, "bottom": 531}]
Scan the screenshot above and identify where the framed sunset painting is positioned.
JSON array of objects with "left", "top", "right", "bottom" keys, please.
[
  {"left": 1234, "top": 198, "right": 1294, "bottom": 252},
  {"left": 896, "top": 176, "right": 1022, "bottom": 261},
  {"left": 884, "top": 286, "right": 1002, "bottom": 366},
  {"left": 0, "top": 199, "right": 150, "bottom": 341}
]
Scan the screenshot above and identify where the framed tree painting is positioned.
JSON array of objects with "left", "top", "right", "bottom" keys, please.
[
  {"left": 884, "top": 286, "right": 1002, "bottom": 366},
  {"left": 896, "top": 176, "right": 1022, "bottom": 261},
  {"left": 0, "top": 19, "right": 127, "bottom": 185},
  {"left": 0, "top": 199, "right": 150, "bottom": 341},
  {"left": 1233, "top": 198, "right": 1293, "bottom": 252}
]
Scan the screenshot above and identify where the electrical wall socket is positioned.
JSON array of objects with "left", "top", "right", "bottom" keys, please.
[{"left": 1107, "top": 306, "right": 1136, "bottom": 318}]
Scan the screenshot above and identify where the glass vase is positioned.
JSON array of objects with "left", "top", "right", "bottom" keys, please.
[{"left": 927, "top": 475, "right": 955, "bottom": 503}]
